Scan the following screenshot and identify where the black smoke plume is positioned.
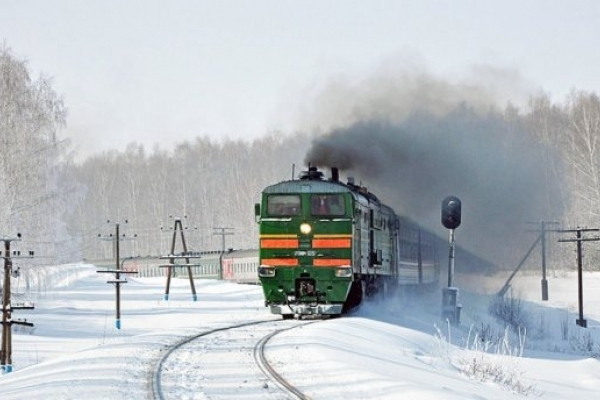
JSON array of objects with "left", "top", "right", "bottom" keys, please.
[{"left": 305, "top": 107, "right": 561, "bottom": 270}]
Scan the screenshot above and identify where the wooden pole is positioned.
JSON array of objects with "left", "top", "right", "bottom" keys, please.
[{"left": 1, "top": 240, "right": 10, "bottom": 370}]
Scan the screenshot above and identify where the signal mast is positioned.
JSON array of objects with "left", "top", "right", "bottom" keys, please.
[{"left": 441, "top": 196, "right": 462, "bottom": 325}]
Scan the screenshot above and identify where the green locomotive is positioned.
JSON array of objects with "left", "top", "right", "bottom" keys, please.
[{"left": 255, "top": 166, "right": 438, "bottom": 318}]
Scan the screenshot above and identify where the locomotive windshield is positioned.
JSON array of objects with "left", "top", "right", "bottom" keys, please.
[
  {"left": 311, "top": 194, "right": 346, "bottom": 216},
  {"left": 267, "top": 194, "right": 301, "bottom": 216}
]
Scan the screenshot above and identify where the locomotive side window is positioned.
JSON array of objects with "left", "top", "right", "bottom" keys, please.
[
  {"left": 267, "top": 195, "right": 301, "bottom": 216},
  {"left": 311, "top": 194, "right": 346, "bottom": 216}
]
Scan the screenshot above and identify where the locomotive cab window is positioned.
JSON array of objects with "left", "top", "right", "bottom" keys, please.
[
  {"left": 311, "top": 194, "right": 346, "bottom": 216},
  {"left": 267, "top": 194, "right": 301, "bottom": 216}
]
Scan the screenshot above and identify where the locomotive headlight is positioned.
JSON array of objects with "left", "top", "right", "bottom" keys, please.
[
  {"left": 335, "top": 266, "right": 353, "bottom": 278},
  {"left": 300, "top": 223, "right": 312, "bottom": 235},
  {"left": 258, "top": 266, "right": 276, "bottom": 277}
]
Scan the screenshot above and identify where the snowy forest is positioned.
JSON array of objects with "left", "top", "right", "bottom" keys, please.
[{"left": 3, "top": 47, "right": 600, "bottom": 276}]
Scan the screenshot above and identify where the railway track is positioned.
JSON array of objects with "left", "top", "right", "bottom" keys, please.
[
  {"left": 151, "top": 318, "right": 314, "bottom": 400},
  {"left": 254, "top": 326, "right": 312, "bottom": 400}
]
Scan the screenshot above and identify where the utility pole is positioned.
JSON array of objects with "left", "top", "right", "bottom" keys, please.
[
  {"left": 160, "top": 217, "right": 201, "bottom": 300},
  {"left": 96, "top": 221, "right": 138, "bottom": 329},
  {"left": 557, "top": 227, "right": 600, "bottom": 328},
  {"left": 497, "top": 235, "right": 542, "bottom": 299},
  {"left": 540, "top": 221, "right": 549, "bottom": 300},
  {"left": 213, "top": 227, "right": 234, "bottom": 280},
  {"left": 498, "top": 220, "right": 560, "bottom": 299},
  {"left": 525, "top": 220, "right": 559, "bottom": 301},
  {"left": 1, "top": 234, "right": 35, "bottom": 373}
]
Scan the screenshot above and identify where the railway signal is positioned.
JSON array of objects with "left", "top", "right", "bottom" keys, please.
[
  {"left": 441, "top": 196, "right": 461, "bottom": 230},
  {"left": 441, "top": 196, "right": 462, "bottom": 325}
]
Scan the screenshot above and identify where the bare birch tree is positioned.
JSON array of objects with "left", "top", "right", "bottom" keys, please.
[
  {"left": 0, "top": 46, "right": 75, "bottom": 288},
  {"left": 562, "top": 91, "right": 600, "bottom": 226}
]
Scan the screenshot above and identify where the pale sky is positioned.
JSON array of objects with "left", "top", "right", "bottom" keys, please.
[{"left": 1, "top": 1, "right": 599, "bottom": 159}]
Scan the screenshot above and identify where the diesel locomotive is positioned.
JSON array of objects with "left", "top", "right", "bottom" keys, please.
[{"left": 255, "top": 166, "right": 439, "bottom": 318}]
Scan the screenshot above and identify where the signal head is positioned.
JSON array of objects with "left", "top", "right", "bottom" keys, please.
[{"left": 441, "top": 196, "right": 462, "bottom": 229}]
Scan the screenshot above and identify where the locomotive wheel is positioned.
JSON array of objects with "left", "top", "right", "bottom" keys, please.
[
  {"left": 343, "top": 280, "right": 364, "bottom": 312},
  {"left": 365, "top": 277, "right": 378, "bottom": 298}
]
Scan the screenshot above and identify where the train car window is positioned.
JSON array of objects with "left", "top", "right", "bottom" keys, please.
[
  {"left": 311, "top": 194, "right": 346, "bottom": 216},
  {"left": 267, "top": 195, "right": 301, "bottom": 216}
]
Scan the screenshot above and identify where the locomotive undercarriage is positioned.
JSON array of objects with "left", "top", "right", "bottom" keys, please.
[
  {"left": 276, "top": 272, "right": 396, "bottom": 318},
  {"left": 269, "top": 275, "right": 351, "bottom": 318}
]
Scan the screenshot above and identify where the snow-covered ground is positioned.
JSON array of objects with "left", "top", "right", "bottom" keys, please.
[{"left": 0, "top": 264, "right": 599, "bottom": 399}]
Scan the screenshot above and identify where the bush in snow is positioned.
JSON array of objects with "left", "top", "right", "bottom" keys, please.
[
  {"left": 434, "top": 321, "right": 538, "bottom": 396},
  {"left": 488, "top": 291, "right": 530, "bottom": 334},
  {"left": 456, "top": 324, "right": 536, "bottom": 395},
  {"left": 569, "top": 330, "right": 599, "bottom": 356}
]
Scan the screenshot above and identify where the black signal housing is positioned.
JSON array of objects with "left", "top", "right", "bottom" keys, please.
[{"left": 441, "top": 196, "right": 462, "bottom": 230}]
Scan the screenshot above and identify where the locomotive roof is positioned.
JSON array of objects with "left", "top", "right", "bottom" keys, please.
[
  {"left": 263, "top": 179, "right": 350, "bottom": 194},
  {"left": 263, "top": 178, "right": 383, "bottom": 207}
]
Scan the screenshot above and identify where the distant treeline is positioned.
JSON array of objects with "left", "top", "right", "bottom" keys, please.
[{"left": 4, "top": 46, "right": 600, "bottom": 273}]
